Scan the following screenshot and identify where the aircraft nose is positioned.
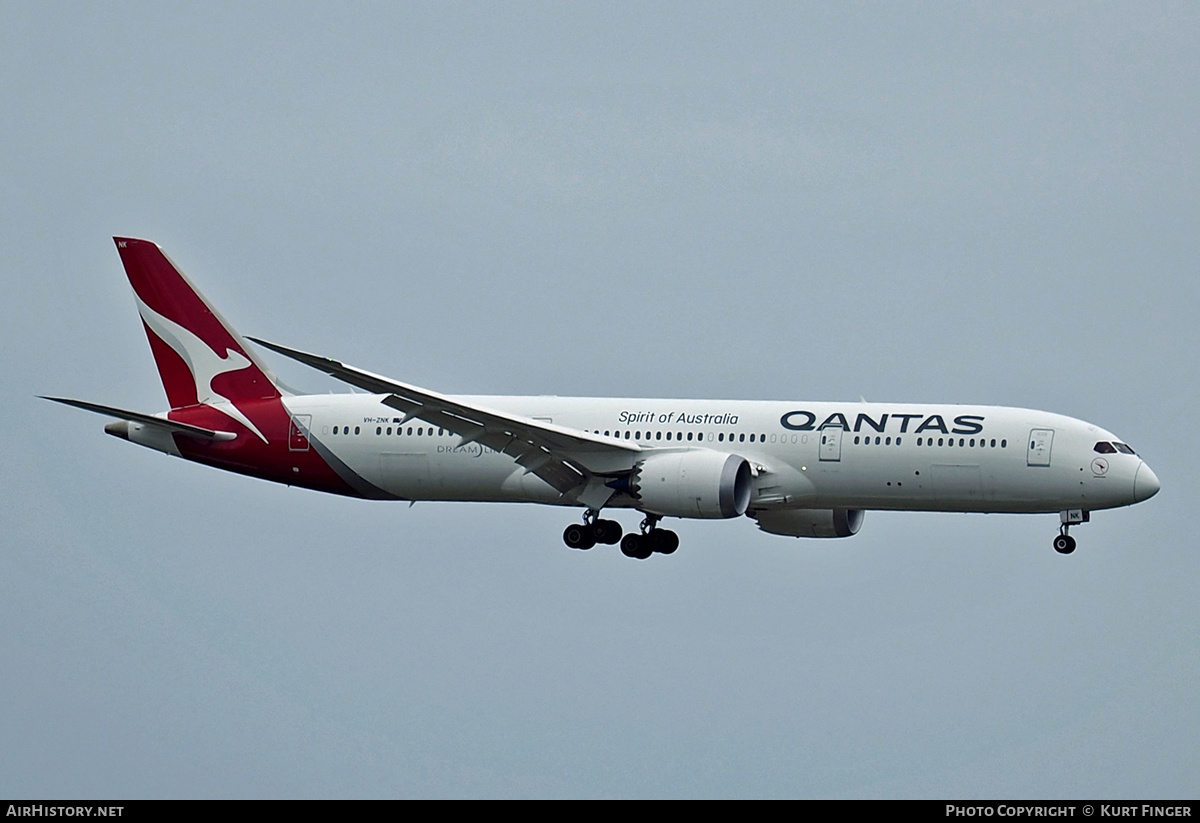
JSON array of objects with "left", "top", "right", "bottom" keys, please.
[{"left": 1134, "top": 462, "right": 1161, "bottom": 502}]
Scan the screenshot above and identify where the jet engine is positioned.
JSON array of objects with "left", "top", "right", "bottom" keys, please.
[
  {"left": 631, "top": 451, "right": 752, "bottom": 519},
  {"left": 751, "top": 508, "right": 864, "bottom": 538}
]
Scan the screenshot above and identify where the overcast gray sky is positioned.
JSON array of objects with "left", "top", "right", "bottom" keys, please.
[{"left": 2, "top": 1, "right": 1197, "bottom": 798}]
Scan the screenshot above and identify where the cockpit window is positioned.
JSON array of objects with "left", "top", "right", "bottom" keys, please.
[
  {"left": 1094, "top": 441, "right": 1117, "bottom": 454},
  {"left": 1114, "top": 442, "right": 1136, "bottom": 455}
]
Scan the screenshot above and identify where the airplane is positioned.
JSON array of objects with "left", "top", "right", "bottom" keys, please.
[{"left": 44, "top": 237, "right": 1161, "bottom": 559}]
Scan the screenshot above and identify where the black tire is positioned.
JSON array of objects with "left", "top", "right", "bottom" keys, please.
[
  {"left": 1053, "top": 534, "right": 1076, "bottom": 554},
  {"left": 564, "top": 524, "right": 595, "bottom": 550},
  {"left": 649, "top": 529, "right": 679, "bottom": 555},
  {"left": 621, "top": 533, "right": 650, "bottom": 559},
  {"left": 592, "top": 519, "right": 622, "bottom": 545}
]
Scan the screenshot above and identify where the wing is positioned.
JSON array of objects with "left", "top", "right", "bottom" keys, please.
[{"left": 247, "top": 338, "right": 642, "bottom": 498}]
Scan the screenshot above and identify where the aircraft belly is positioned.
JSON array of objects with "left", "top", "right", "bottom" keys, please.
[
  {"left": 985, "top": 465, "right": 1086, "bottom": 512},
  {"left": 367, "top": 445, "right": 561, "bottom": 503},
  {"left": 377, "top": 452, "right": 432, "bottom": 497},
  {"left": 803, "top": 454, "right": 1061, "bottom": 513},
  {"left": 924, "top": 463, "right": 984, "bottom": 506}
]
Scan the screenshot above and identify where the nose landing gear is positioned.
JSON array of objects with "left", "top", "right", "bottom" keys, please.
[{"left": 1054, "top": 509, "right": 1089, "bottom": 554}]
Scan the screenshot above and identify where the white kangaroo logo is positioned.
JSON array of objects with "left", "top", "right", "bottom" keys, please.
[{"left": 134, "top": 293, "right": 270, "bottom": 443}]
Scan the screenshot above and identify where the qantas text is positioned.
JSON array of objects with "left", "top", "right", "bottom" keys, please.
[{"left": 780, "top": 411, "right": 985, "bottom": 435}]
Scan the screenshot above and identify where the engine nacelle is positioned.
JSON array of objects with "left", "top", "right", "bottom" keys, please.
[
  {"left": 633, "top": 451, "right": 752, "bottom": 519},
  {"left": 751, "top": 508, "right": 864, "bottom": 538}
]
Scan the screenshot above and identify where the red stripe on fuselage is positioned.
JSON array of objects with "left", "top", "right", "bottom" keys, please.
[{"left": 167, "top": 400, "right": 365, "bottom": 497}]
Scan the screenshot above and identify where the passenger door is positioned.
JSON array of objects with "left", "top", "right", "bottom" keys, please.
[{"left": 1027, "top": 428, "right": 1054, "bottom": 467}]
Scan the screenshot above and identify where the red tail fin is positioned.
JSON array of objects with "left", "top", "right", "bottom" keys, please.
[{"left": 114, "top": 237, "right": 281, "bottom": 414}]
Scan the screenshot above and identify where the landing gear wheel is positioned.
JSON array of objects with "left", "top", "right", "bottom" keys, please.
[
  {"left": 1053, "top": 534, "right": 1076, "bottom": 554},
  {"left": 647, "top": 528, "right": 679, "bottom": 554},
  {"left": 592, "top": 519, "right": 623, "bottom": 545},
  {"left": 621, "top": 533, "right": 652, "bottom": 560},
  {"left": 563, "top": 524, "right": 595, "bottom": 550}
]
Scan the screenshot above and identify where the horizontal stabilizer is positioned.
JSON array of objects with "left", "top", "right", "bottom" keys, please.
[{"left": 40, "top": 397, "right": 237, "bottom": 441}]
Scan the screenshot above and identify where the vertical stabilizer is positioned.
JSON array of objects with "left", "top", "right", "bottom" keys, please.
[{"left": 114, "top": 237, "right": 281, "bottom": 413}]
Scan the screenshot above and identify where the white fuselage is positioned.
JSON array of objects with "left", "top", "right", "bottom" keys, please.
[{"left": 280, "top": 394, "right": 1155, "bottom": 515}]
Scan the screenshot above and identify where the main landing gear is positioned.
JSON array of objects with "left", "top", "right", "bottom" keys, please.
[
  {"left": 1054, "top": 509, "right": 1089, "bottom": 554},
  {"left": 562, "top": 510, "right": 622, "bottom": 550},
  {"left": 619, "top": 514, "right": 679, "bottom": 560},
  {"left": 562, "top": 511, "right": 679, "bottom": 559}
]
